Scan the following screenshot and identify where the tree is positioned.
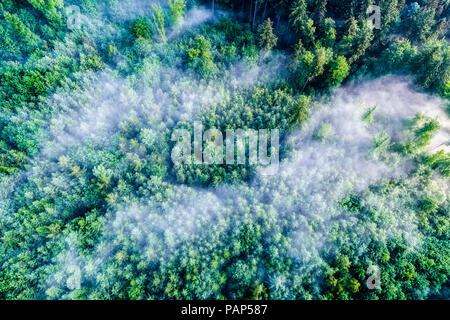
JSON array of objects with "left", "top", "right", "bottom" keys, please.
[
  {"left": 338, "top": 19, "right": 374, "bottom": 65},
  {"left": 403, "top": 8, "right": 437, "bottom": 43},
  {"left": 3, "top": 11, "right": 42, "bottom": 53},
  {"left": 261, "top": 0, "right": 270, "bottom": 21},
  {"left": 169, "top": 0, "right": 187, "bottom": 24},
  {"left": 294, "top": 46, "right": 328, "bottom": 91},
  {"left": 318, "top": 18, "right": 336, "bottom": 48},
  {"left": 413, "top": 115, "right": 440, "bottom": 148},
  {"left": 412, "top": 40, "right": 450, "bottom": 90},
  {"left": 440, "top": 80, "right": 450, "bottom": 99},
  {"left": 326, "top": 55, "right": 350, "bottom": 87},
  {"left": 131, "top": 17, "right": 153, "bottom": 39},
  {"left": 251, "top": 0, "right": 261, "bottom": 31},
  {"left": 289, "top": 95, "right": 310, "bottom": 127},
  {"left": 377, "top": 0, "right": 400, "bottom": 42},
  {"left": 27, "top": 0, "right": 64, "bottom": 29},
  {"left": 350, "top": 0, "right": 371, "bottom": 21},
  {"left": 289, "top": 0, "right": 316, "bottom": 47},
  {"left": 337, "top": 17, "right": 357, "bottom": 58},
  {"left": 314, "top": 122, "right": 334, "bottom": 142},
  {"left": 257, "top": 18, "right": 277, "bottom": 63},
  {"left": 377, "top": 40, "right": 418, "bottom": 74},
  {"left": 185, "top": 35, "right": 218, "bottom": 78},
  {"left": 152, "top": 5, "right": 167, "bottom": 43},
  {"left": 313, "top": 0, "right": 328, "bottom": 24},
  {"left": 288, "top": 38, "right": 305, "bottom": 72}
]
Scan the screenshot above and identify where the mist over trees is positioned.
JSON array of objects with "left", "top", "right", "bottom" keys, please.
[{"left": 0, "top": 0, "right": 449, "bottom": 300}]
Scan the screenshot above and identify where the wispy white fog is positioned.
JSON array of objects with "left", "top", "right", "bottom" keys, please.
[{"left": 42, "top": 75, "right": 448, "bottom": 299}]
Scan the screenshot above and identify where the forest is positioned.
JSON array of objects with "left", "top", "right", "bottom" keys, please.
[{"left": 0, "top": 0, "right": 448, "bottom": 300}]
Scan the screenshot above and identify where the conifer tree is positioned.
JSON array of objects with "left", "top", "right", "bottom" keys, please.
[
  {"left": 290, "top": 0, "right": 315, "bottom": 47},
  {"left": 257, "top": 18, "right": 278, "bottom": 63}
]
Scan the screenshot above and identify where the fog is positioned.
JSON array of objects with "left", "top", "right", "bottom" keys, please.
[
  {"left": 42, "top": 74, "right": 448, "bottom": 298},
  {"left": 1, "top": 2, "right": 447, "bottom": 300}
]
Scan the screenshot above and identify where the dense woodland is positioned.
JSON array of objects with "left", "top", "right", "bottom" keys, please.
[{"left": 0, "top": 0, "right": 449, "bottom": 299}]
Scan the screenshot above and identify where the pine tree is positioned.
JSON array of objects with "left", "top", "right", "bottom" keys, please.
[
  {"left": 413, "top": 40, "right": 450, "bottom": 90},
  {"left": 289, "top": 0, "right": 315, "bottom": 47},
  {"left": 377, "top": 0, "right": 400, "bottom": 42},
  {"left": 338, "top": 18, "right": 373, "bottom": 65},
  {"left": 257, "top": 18, "right": 278, "bottom": 62},
  {"left": 348, "top": 21, "right": 373, "bottom": 64},
  {"left": 403, "top": 8, "right": 437, "bottom": 43},
  {"left": 295, "top": 46, "right": 328, "bottom": 91},
  {"left": 288, "top": 39, "right": 305, "bottom": 72},
  {"left": 318, "top": 18, "right": 336, "bottom": 48}
]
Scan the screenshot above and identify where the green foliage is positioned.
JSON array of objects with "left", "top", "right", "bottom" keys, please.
[
  {"left": 401, "top": 113, "right": 441, "bottom": 153},
  {"left": 326, "top": 55, "right": 350, "bottom": 87},
  {"left": 338, "top": 18, "right": 374, "bottom": 65},
  {"left": 412, "top": 40, "right": 450, "bottom": 90},
  {"left": 152, "top": 4, "right": 167, "bottom": 43},
  {"left": 0, "top": 0, "right": 448, "bottom": 301},
  {"left": 362, "top": 105, "right": 377, "bottom": 124},
  {"left": 131, "top": 17, "right": 153, "bottom": 39},
  {"left": 318, "top": 18, "right": 336, "bottom": 48},
  {"left": 257, "top": 18, "right": 277, "bottom": 56},
  {"left": 375, "top": 39, "right": 449, "bottom": 91},
  {"left": 3, "top": 10, "right": 42, "bottom": 54},
  {"left": 314, "top": 123, "right": 334, "bottom": 142},
  {"left": 372, "top": 131, "right": 392, "bottom": 161},
  {"left": 402, "top": 8, "right": 437, "bottom": 43},
  {"left": 441, "top": 81, "right": 450, "bottom": 99},
  {"left": 377, "top": 39, "right": 418, "bottom": 73},
  {"left": 168, "top": 0, "right": 187, "bottom": 24},
  {"left": 289, "top": 95, "right": 310, "bottom": 127},
  {"left": 27, "top": 0, "right": 64, "bottom": 29},
  {"left": 184, "top": 35, "right": 218, "bottom": 78},
  {"left": 290, "top": 0, "right": 315, "bottom": 47},
  {"left": 291, "top": 46, "right": 332, "bottom": 91}
]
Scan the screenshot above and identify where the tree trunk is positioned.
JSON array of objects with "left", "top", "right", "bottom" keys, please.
[
  {"left": 258, "top": 49, "right": 268, "bottom": 65},
  {"left": 249, "top": 0, "right": 253, "bottom": 24},
  {"left": 301, "top": 78, "right": 309, "bottom": 92},
  {"left": 252, "top": 0, "right": 258, "bottom": 30},
  {"left": 262, "top": 0, "right": 269, "bottom": 21}
]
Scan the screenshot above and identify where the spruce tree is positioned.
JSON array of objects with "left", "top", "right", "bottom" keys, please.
[
  {"left": 290, "top": 0, "right": 316, "bottom": 47},
  {"left": 258, "top": 18, "right": 278, "bottom": 61}
]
